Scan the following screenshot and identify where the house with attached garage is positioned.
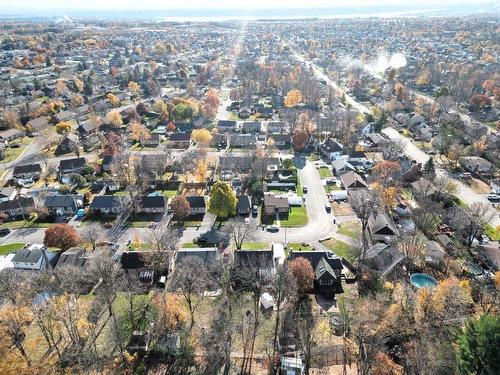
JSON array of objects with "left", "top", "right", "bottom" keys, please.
[
  {"left": 89, "top": 195, "right": 128, "bottom": 216},
  {"left": 26, "top": 116, "right": 49, "bottom": 132},
  {"left": 241, "top": 121, "right": 262, "bottom": 134},
  {"left": 186, "top": 195, "right": 206, "bottom": 215},
  {"left": 320, "top": 138, "right": 344, "bottom": 160},
  {"left": 58, "top": 157, "right": 86, "bottom": 180},
  {"left": 0, "top": 188, "right": 17, "bottom": 202},
  {"left": 13, "top": 163, "right": 43, "bottom": 181},
  {"left": 268, "top": 133, "right": 291, "bottom": 149},
  {"left": 230, "top": 134, "right": 257, "bottom": 149},
  {"left": 12, "top": 244, "right": 58, "bottom": 271},
  {"left": 44, "top": 194, "right": 83, "bottom": 216},
  {"left": 0, "top": 128, "right": 23, "bottom": 142},
  {"left": 236, "top": 195, "right": 252, "bottom": 215},
  {"left": 137, "top": 195, "right": 168, "bottom": 214},
  {"left": 168, "top": 132, "right": 192, "bottom": 149},
  {"left": 217, "top": 120, "right": 238, "bottom": 132},
  {"left": 0, "top": 197, "right": 35, "bottom": 218},
  {"left": 459, "top": 156, "right": 494, "bottom": 178},
  {"left": 263, "top": 193, "right": 289, "bottom": 216}
]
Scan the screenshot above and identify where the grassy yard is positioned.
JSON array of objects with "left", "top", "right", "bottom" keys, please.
[
  {"left": 318, "top": 166, "right": 333, "bottom": 179},
  {"left": 324, "top": 184, "right": 341, "bottom": 193},
  {"left": 287, "top": 242, "right": 313, "bottom": 252},
  {"left": 307, "top": 153, "right": 320, "bottom": 161},
  {"left": 0, "top": 243, "right": 25, "bottom": 255},
  {"left": 296, "top": 176, "right": 304, "bottom": 197},
  {"left": 321, "top": 239, "right": 359, "bottom": 263},
  {"left": 281, "top": 206, "right": 308, "bottom": 227},
  {"left": 337, "top": 220, "right": 361, "bottom": 239},
  {"left": 128, "top": 242, "right": 150, "bottom": 251},
  {"left": 485, "top": 224, "right": 500, "bottom": 241},
  {"left": 0, "top": 218, "right": 53, "bottom": 229},
  {"left": 238, "top": 242, "right": 270, "bottom": 250},
  {"left": 162, "top": 190, "right": 178, "bottom": 198}
]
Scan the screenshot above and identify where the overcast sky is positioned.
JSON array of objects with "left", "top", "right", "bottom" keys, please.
[{"left": 0, "top": 0, "right": 495, "bottom": 12}]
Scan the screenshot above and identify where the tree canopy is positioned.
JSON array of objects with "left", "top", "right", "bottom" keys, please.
[{"left": 208, "top": 181, "right": 237, "bottom": 219}]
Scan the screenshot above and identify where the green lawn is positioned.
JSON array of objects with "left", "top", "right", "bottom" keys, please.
[
  {"left": 324, "top": 184, "right": 341, "bottom": 193},
  {"left": 182, "top": 242, "right": 198, "bottom": 248},
  {"left": 485, "top": 224, "right": 500, "bottom": 241},
  {"left": 183, "top": 220, "right": 203, "bottom": 227},
  {"left": 296, "top": 176, "right": 304, "bottom": 197},
  {"left": 307, "top": 153, "right": 320, "bottom": 161},
  {"left": 337, "top": 221, "right": 361, "bottom": 239},
  {"left": 287, "top": 242, "right": 313, "bottom": 252},
  {"left": 0, "top": 243, "right": 25, "bottom": 255},
  {"left": 238, "top": 242, "right": 269, "bottom": 250},
  {"left": 128, "top": 243, "right": 150, "bottom": 251},
  {"left": 162, "top": 190, "right": 178, "bottom": 198},
  {"left": 318, "top": 166, "right": 333, "bottom": 179},
  {"left": 0, "top": 219, "right": 53, "bottom": 229},
  {"left": 321, "top": 239, "right": 359, "bottom": 263},
  {"left": 281, "top": 206, "right": 308, "bottom": 227}
]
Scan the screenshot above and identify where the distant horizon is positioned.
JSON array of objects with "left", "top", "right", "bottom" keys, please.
[{"left": 0, "top": 2, "right": 499, "bottom": 20}]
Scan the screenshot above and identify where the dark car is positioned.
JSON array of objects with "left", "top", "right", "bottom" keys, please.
[
  {"left": 303, "top": 186, "right": 308, "bottom": 194},
  {"left": 0, "top": 228, "right": 11, "bottom": 236},
  {"left": 9, "top": 143, "right": 21, "bottom": 148}
]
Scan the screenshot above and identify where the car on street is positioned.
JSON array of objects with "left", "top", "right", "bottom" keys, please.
[
  {"left": 266, "top": 224, "right": 279, "bottom": 232},
  {"left": 303, "top": 186, "right": 308, "bottom": 193},
  {"left": 0, "top": 228, "right": 11, "bottom": 236},
  {"left": 487, "top": 194, "right": 500, "bottom": 202},
  {"left": 325, "top": 204, "right": 331, "bottom": 213}
]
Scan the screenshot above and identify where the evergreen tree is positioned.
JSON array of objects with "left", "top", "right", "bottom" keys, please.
[{"left": 423, "top": 158, "right": 436, "bottom": 179}]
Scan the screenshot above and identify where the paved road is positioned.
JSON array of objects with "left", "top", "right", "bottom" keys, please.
[{"left": 382, "top": 127, "right": 500, "bottom": 226}]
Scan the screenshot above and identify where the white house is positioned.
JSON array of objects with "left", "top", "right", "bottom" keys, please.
[{"left": 12, "top": 244, "right": 57, "bottom": 271}]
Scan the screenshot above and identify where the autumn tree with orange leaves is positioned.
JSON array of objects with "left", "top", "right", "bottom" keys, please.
[{"left": 284, "top": 89, "right": 303, "bottom": 107}]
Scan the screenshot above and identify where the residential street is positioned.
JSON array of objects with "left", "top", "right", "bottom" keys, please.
[{"left": 382, "top": 127, "right": 500, "bottom": 226}]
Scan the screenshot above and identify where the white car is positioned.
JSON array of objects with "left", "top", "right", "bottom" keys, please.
[
  {"left": 266, "top": 225, "right": 279, "bottom": 232},
  {"left": 487, "top": 194, "right": 500, "bottom": 202},
  {"left": 17, "top": 178, "right": 34, "bottom": 188}
]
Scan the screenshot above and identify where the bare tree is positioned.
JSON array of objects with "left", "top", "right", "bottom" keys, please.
[
  {"left": 349, "top": 189, "right": 379, "bottom": 254},
  {"left": 397, "top": 234, "right": 426, "bottom": 271},
  {"left": 224, "top": 219, "right": 253, "bottom": 250},
  {"left": 80, "top": 222, "right": 104, "bottom": 251},
  {"left": 143, "top": 224, "right": 181, "bottom": 287},
  {"left": 171, "top": 257, "right": 208, "bottom": 330},
  {"left": 450, "top": 202, "right": 495, "bottom": 249},
  {"left": 382, "top": 138, "right": 406, "bottom": 161}
]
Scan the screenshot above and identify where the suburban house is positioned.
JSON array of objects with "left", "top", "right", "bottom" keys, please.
[
  {"left": 101, "top": 155, "right": 115, "bottom": 173},
  {"left": 55, "top": 133, "right": 79, "bottom": 156},
  {"left": 234, "top": 246, "right": 285, "bottom": 278},
  {"left": 236, "top": 195, "right": 252, "bottom": 215},
  {"left": 217, "top": 120, "right": 238, "bottom": 132},
  {"left": 89, "top": 195, "right": 127, "bottom": 215},
  {"left": 230, "top": 134, "right": 257, "bottom": 149},
  {"left": 168, "top": 132, "right": 192, "bottom": 148},
  {"left": 55, "top": 247, "right": 94, "bottom": 269},
  {"left": 339, "top": 171, "right": 368, "bottom": 191},
  {"left": 348, "top": 150, "right": 369, "bottom": 164},
  {"left": 176, "top": 247, "right": 220, "bottom": 267},
  {"left": 362, "top": 133, "right": 387, "bottom": 151},
  {"left": 290, "top": 250, "right": 345, "bottom": 297},
  {"left": 459, "top": 156, "right": 494, "bottom": 177},
  {"left": 332, "top": 159, "right": 356, "bottom": 175},
  {"left": 425, "top": 240, "right": 446, "bottom": 267},
  {"left": 143, "top": 133, "right": 162, "bottom": 148},
  {"left": 45, "top": 194, "right": 83, "bottom": 216},
  {"left": 211, "top": 133, "right": 228, "bottom": 149},
  {"left": 241, "top": 121, "right": 262, "bottom": 134},
  {"left": 361, "top": 243, "right": 405, "bottom": 276},
  {"left": 476, "top": 243, "right": 500, "bottom": 272},
  {"left": 263, "top": 193, "right": 289, "bottom": 216},
  {"left": 26, "top": 117, "right": 49, "bottom": 132},
  {"left": 12, "top": 163, "right": 43, "bottom": 181},
  {"left": 368, "top": 212, "right": 399, "bottom": 243},
  {"left": 267, "top": 121, "right": 289, "bottom": 134},
  {"left": 58, "top": 157, "right": 86, "bottom": 178},
  {"left": 269, "top": 134, "right": 291, "bottom": 148},
  {"left": 137, "top": 195, "right": 168, "bottom": 214},
  {"left": 400, "top": 157, "right": 422, "bottom": 182},
  {"left": 238, "top": 107, "right": 252, "bottom": 119},
  {"left": 120, "top": 251, "right": 156, "bottom": 286},
  {"left": 219, "top": 155, "right": 254, "bottom": 174},
  {"left": 12, "top": 244, "right": 58, "bottom": 271},
  {"left": 0, "top": 197, "right": 35, "bottom": 218},
  {"left": 320, "top": 139, "right": 344, "bottom": 160},
  {"left": 0, "top": 188, "right": 16, "bottom": 202},
  {"left": 186, "top": 195, "right": 206, "bottom": 215},
  {"left": 0, "top": 128, "right": 23, "bottom": 142}
]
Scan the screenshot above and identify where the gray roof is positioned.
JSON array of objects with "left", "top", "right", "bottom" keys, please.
[
  {"left": 45, "top": 194, "right": 83, "bottom": 209},
  {"left": 90, "top": 195, "right": 125, "bottom": 209},
  {"left": 12, "top": 248, "right": 45, "bottom": 264}
]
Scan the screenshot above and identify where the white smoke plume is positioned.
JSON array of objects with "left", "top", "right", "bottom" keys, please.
[{"left": 340, "top": 52, "right": 407, "bottom": 75}]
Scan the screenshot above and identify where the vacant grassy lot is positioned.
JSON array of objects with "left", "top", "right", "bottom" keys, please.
[
  {"left": 337, "top": 220, "right": 361, "bottom": 239},
  {"left": 0, "top": 243, "right": 25, "bottom": 255},
  {"left": 318, "top": 166, "right": 333, "bottom": 179},
  {"left": 321, "top": 239, "right": 359, "bottom": 263}
]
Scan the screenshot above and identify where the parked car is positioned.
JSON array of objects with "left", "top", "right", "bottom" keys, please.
[
  {"left": 17, "top": 178, "right": 34, "bottom": 188},
  {"left": 9, "top": 143, "right": 21, "bottom": 148},
  {"left": 459, "top": 172, "right": 472, "bottom": 179},
  {"left": 325, "top": 204, "right": 332, "bottom": 213},
  {"left": 266, "top": 225, "right": 279, "bottom": 232},
  {"left": 303, "top": 186, "right": 308, "bottom": 194},
  {"left": 0, "top": 228, "right": 11, "bottom": 236},
  {"left": 244, "top": 217, "right": 250, "bottom": 225},
  {"left": 487, "top": 194, "right": 500, "bottom": 202}
]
